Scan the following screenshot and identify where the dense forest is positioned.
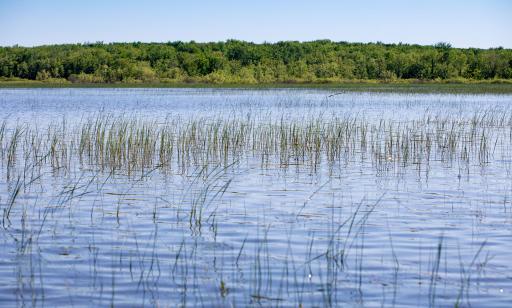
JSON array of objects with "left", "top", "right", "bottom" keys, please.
[{"left": 1, "top": 40, "right": 511, "bottom": 84}]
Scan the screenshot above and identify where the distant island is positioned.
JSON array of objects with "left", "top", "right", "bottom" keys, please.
[{"left": 1, "top": 40, "right": 511, "bottom": 85}]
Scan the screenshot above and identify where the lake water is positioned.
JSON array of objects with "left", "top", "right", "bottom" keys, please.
[{"left": 1, "top": 88, "right": 512, "bottom": 307}]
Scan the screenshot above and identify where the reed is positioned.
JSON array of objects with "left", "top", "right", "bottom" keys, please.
[{"left": 1, "top": 110, "right": 511, "bottom": 181}]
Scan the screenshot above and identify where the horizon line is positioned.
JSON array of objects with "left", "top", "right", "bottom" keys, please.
[{"left": 1, "top": 39, "right": 509, "bottom": 50}]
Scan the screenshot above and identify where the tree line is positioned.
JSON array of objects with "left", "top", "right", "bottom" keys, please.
[{"left": 0, "top": 40, "right": 511, "bottom": 83}]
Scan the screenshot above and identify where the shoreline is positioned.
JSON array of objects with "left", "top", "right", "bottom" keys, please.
[{"left": 2, "top": 81, "right": 512, "bottom": 94}]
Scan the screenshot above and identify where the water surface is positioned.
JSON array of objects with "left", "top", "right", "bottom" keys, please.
[{"left": 1, "top": 88, "right": 512, "bottom": 307}]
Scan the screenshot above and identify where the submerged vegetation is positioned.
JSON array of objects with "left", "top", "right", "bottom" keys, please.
[{"left": 1, "top": 40, "right": 512, "bottom": 85}]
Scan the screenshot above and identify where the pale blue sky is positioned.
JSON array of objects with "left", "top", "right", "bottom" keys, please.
[{"left": 0, "top": 0, "right": 510, "bottom": 48}]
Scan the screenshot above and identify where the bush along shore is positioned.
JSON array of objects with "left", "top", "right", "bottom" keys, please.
[{"left": 0, "top": 40, "right": 511, "bottom": 86}]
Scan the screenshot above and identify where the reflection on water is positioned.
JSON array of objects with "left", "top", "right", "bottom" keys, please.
[{"left": 0, "top": 88, "right": 512, "bottom": 307}]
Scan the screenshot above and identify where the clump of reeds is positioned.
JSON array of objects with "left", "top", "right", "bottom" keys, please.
[{"left": 1, "top": 110, "right": 511, "bottom": 180}]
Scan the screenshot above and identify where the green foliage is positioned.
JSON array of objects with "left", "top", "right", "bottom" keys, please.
[{"left": 0, "top": 41, "right": 511, "bottom": 84}]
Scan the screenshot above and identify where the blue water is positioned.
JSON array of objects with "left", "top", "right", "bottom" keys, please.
[{"left": 1, "top": 88, "right": 512, "bottom": 307}]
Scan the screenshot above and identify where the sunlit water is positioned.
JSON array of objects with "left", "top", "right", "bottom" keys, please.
[{"left": 1, "top": 88, "right": 512, "bottom": 307}]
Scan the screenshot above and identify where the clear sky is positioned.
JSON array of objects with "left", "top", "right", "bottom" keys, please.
[{"left": 0, "top": 0, "right": 511, "bottom": 48}]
